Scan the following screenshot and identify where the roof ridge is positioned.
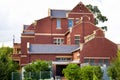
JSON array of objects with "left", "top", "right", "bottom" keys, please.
[
  {"left": 50, "top": 9, "right": 71, "bottom": 11},
  {"left": 31, "top": 44, "right": 79, "bottom": 46}
]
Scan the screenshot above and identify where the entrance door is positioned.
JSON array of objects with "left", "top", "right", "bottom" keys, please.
[{"left": 56, "top": 65, "right": 67, "bottom": 76}]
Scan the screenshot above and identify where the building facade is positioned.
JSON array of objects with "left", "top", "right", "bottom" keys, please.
[{"left": 12, "top": 2, "right": 117, "bottom": 76}]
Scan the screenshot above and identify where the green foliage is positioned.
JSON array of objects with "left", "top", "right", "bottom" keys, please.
[
  {"left": 86, "top": 4, "right": 108, "bottom": 25},
  {"left": 81, "top": 65, "right": 93, "bottom": 80},
  {"left": 93, "top": 66, "right": 103, "bottom": 80},
  {"left": 24, "top": 60, "right": 50, "bottom": 72},
  {"left": 0, "top": 47, "right": 18, "bottom": 80},
  {"left": 62, "top": 64, "right": 81, "bottom": 80},
  {"left": 63, "top": 64, "right": 103, "bottom": 80},
  {"left": 24, "top": 60, "right": 51, "bottom": 80},
  {"left": 108, "top": 50, "right": 120, "bottom": 80},
  {"left": 80, "top": 65, "right": 103, "bottom": 80},
  {"left": 40, "top": 71, "right": 51, "bottom": 79},
  {"left": 0, "top": 47, "right": 13, "bottom": 55},
  {"left": 108, "top": 65, "right": 117, "bottom": 79},
  {"left": 12, "top": 72, "right": 21, "bottom": 80},
  {"left": 24, "top": 78, "right": 32, "bottom": 80},
  {"left": 101, "top": 26, "right": 107, "bottom": 31}
]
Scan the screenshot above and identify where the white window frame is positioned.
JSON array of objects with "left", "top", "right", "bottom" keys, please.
[
  {"left": 53, "top": 38, "right": 64, "bottom": 45},
  {"left": 74, "top": 35, "right": 80, "bottom": 45},
  {"left": 56, "top": 56, "right": 72, "bottom": 61}
]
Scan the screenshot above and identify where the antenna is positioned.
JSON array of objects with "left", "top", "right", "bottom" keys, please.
[{"left": 13, "top": 35, "right": 15, "bottom": 44}]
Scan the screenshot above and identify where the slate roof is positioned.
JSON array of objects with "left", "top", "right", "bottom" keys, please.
[
  {"left": 23, "top": 24, "right": 34, "bottom": 34},
  {"left": 50, "top": 9, "right": 70, "bottom": 18},
  {"left": 23, "top": 31, "right": 34, "bottom": 34},
  {"left": 29, "top": 44, "right": 79, "bottom": 54},
  {"left": 23, "top": 25, "right": 29, "bottom": 30}
]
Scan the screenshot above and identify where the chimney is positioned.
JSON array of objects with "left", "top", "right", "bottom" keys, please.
[{"left": 48, "top": 8, "right": 51, "bottom": 16}]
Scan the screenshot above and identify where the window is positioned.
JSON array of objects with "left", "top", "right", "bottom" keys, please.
[
  {"left": 104, "top": 59, "right": 109, "bottom": 65},
  {"left": 56, "top": 58, "right": 60, "bottom": 61},
  {"left": 54, "top": 38, "right": 64, "bottom": 45},
  {"left": 84, "top": 59, "right": 95, "bottom": 65},
  {"left": 89, "top": 59, "right": 94, "bottom": 65},
  {"left": 27, "top": 42, "right": 30, "bottom": 48},
  {"left": 56, "top": 57, "right": 72, "bottom": 61},
  {"left": 75, "top": 36, "right": 80, "bottom": 45},
  {"left": 75, "top": 18, "right": 80, "bottom": 23},
  {"left": 68, "top": 19, "right": 73, "bottom": 28},
  {"left": 98, "top": 59, "right": 103, "bottom": 65},
  {"left": 57, "top": 19, "right": 61, "bottom": 29},
  {"left": 84, "top": 59, "right": 89, "bottom": 63}
]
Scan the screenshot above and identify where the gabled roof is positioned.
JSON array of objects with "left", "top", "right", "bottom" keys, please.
[
  {"left": 65, "top": 18, "right": 100, "bottom": 37},
  {"left": 81, "top": 37, "right": 117, "bottom": 57},
  {"left": 70, "top": 2, "right": 91, "bottom": 13},
  {"left": 50, "top": 9, "right": 70, "bottom": 18},
  {"left": 29, "top": 44, "right": 79, "bottom": 54},
  {"left": 26, "top": 24, "right": 35, "bottom": 30}
]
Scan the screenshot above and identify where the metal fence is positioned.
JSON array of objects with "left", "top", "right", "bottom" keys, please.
[
  {"left": 12, "top": 71, "right": 53, "bottom": 80},
  {"left": 12, "top": 72, "right": 22, "bottom": 80}
]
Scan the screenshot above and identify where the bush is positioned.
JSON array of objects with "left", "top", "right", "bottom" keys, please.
[{"left": 63, "top": 64, "right": 103, "bottom": 80}]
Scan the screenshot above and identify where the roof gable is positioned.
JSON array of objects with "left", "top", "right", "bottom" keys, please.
[
  {"left": 81, "top": 37, "right": 117, "bottom": 57},
  {"left": 26, "top": 24, "right": 35, "bottom": 30},
  {"left": 70, "top": 2, "right": 91, "bottom": 13},
  {"left": 71, "top": 21, "right": 99, "bottom": 37}
]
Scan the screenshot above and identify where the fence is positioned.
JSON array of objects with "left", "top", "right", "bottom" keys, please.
[
  {"left": 12, "top": 72, "right": 21, "bottom": 80},
  {"left": 12, "top": 71, "right": 53, "bottom": 80}
]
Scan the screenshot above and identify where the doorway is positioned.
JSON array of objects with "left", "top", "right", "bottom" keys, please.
[{"left": 56, "top": 65, "right": 67, "bottom": 76}]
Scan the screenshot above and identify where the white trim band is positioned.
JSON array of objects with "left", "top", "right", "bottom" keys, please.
[
  {"left": 84, "top": 57, "right": 110, "bottom": 59},
  {"left": 35, "top": 33, "right": 64, "bottom": 36}
]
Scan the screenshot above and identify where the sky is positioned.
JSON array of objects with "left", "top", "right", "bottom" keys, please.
[{"left": 0, "top": 0, "right": 120, "bottom": 47}]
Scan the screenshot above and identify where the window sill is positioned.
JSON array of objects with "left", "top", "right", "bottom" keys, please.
[{"left": 56, "top": 28, "right": 62, "bottom": 29}]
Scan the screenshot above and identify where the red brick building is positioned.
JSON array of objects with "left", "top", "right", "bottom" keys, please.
[{"left": 12, "top": 2, "right": 117, "bottom": 76}]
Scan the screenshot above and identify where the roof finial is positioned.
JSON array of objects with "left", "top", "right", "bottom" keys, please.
[
  {"left": 13, "top": 35, "right": 15, "bottom": 44},
  {"left": 79, "top": 1, "right": 83, "bottom": 5}
]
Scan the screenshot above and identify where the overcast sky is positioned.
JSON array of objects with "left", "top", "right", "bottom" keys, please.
[{"left": 0, "top": 0, "right": 120, "bottom": 47}]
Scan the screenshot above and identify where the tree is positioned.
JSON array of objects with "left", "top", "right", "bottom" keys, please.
[
  {"left": 24, "top": 60, "right": 51, "bottom": 80},
  {"left": 62, "top": 64, "right": 81, "bottom": 80},
  {"left": 80, "top": 65, "right": 103, "bottom": 80},
  {"left": 62, "top": 64, "right": 103, "bottom": 80},
  {"left": 86, "top": 4, "right": 108, "bottom": 25},
  {"left": 80, "top": 65, "right": 93, "bottom": 80},
  {"left": 93, "top": 66, "right": 103, "bottom": 80},
  {"left": 0, "top": 46, "right": 13, "bottom": 55},
  {"left": 24, "top": 60, "right": 50, "bottom": 72},
  {"left": 108, "top": 50, "right": 120, "bottom": 80},
  {"left": 86, "top": 4, "right": 108, "bottom": 31},
  {"left": 0, "top": 47, "right": 18, "bottom": 80}
]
